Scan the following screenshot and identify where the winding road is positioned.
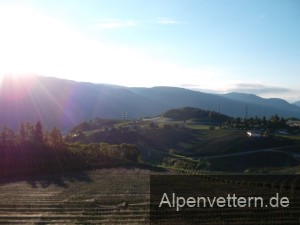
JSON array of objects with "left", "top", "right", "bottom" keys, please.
[{"left": 198, "top": 145, "right": 300, "bottom": 159}]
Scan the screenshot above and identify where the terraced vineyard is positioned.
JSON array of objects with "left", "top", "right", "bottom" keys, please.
[
  {"left": 0, "top": 169, "right": 150, "bottom": 224},
  {"left": 2, "top": 168, "right": 299, "bottom": 225},
  {"left": 151, "top": 175, "right": 300, "bottom": 225}
]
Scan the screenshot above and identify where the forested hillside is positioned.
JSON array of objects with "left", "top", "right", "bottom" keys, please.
[
  {"left": 1, "top": 75, "right": 300, "bottom": 131},
  {"left": 0, "top": 121, "right": 141, "bottom": 179}
]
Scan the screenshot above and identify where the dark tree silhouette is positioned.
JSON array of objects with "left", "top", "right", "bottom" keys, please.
[
  {"left": 49, "top": 127, "right": 64, "bottom": 148},
  {"left": 34, "top": 121, "right": 44, "bottom": 143},
  {"left": 19, "top": 123, "right": 26, "bottom": 144}
]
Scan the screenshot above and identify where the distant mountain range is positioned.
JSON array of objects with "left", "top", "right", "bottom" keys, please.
[
  {"left": 1, "top": 75, "right": 300, "bottom": 131},
  {"left": 294, "top": 100, "right": 300, "bottom": 107}
]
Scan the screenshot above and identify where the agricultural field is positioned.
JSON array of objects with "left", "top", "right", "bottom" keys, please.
[
  {"left": 1, "top": 167, "right": 299, "bottom": 224},
  {"left": 68, "top": 116, "right": 300, "bottom": 173},
  {"left": 151, "top": 175, "right": 300, "bottom": 225},
  {"left": 0, "top": 169, "right": 151, "bottom": 224},
  {"left": 1, "top": 108, "right": 300, "bottom": 224}
]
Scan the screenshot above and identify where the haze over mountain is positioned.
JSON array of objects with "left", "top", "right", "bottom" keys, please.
[
  {"left": 1, "top": 75, "right": 300, "bottom": 131},
  {"left": 294, "top": 101, "right": 300, "bottom": 107}
]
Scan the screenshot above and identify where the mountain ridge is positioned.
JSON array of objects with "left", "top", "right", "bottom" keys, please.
[
  {"left": 294, "top": 100, "right": 300, "bottom": 107},
  {"left": 222, "top": 92, "right": 299, "bottom": 110},
  {"left": 0, "top": 75, "right": 299, "bottom": 131}
]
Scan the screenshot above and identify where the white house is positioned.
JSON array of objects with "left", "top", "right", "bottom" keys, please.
[{"left": 247, "top": 130, "right": 261, "bottom": 137}]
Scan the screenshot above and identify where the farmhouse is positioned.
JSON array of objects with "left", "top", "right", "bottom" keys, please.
[
  {"left": 246, "top": 130, "right": 261, "bottom": 137},
  {"left": 287, "top": 120, "right": 300, "bottom": 127}
]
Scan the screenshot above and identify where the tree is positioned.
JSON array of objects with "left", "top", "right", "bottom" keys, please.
[
  {"left": 235, "top": 117, "right": 241, "bottom": 128},
  {"left": 271, "top": 114, "right": 280, "bottom": 122},
  {"left": 49, "top": 127, "right": 64, "bottom": 148},
  {"left": 43, "top": 130, "right": 50, "bottom": 145},
  {"left": 25, "top": 122, "right": 34, "bottom": 143},
  {"left": 262, "top": 116, "right": 267, "bottom": 127},
  {"left": 2, "top": 127, "right": 16, "bottom": 145},
  {"left": 1, "top": 128, "right": 7, "bottom": 145},
  {"left": 34, "top": 121, "right": 44, "bottom": 143},
  {"left": 19, "top": 123, "right": 26, "bottom": 144},
  {"left": 120, "top": 143, "right": 141, "bottom": 163}
]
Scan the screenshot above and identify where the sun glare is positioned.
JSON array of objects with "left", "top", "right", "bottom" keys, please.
[
  {"left": 0, "top": 6, "right": 210, "bottom": 87},
  {"left": 1, "top": 5, "right": 216, "bottom": 89},
  {"left": 0, "top": 6, "right": 80, "bottom": 78},
  {"left": 0, "top": 5, "right": 229, "bottom": 90}
]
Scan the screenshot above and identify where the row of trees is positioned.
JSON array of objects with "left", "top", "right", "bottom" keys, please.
[
  {"left": 69, "top": 142, "right": 141, "bottom": 166},
  {"left": 223, "top": 114, "right": 293, "bottom": 131},
  {"left": 163, "top": 107, "right": 231, "bottom": 123},
  {"left": 0, "top": 121, "right": 142, "bottom": 179},
  {"left": 0, "top": 121, "right": 64, "bottom": 147}
]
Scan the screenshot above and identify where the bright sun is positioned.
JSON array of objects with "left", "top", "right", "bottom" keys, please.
[
  {"left": 0, "top": 5, "right": 225, "bottom": 90},
  {"left": 0, "top": 5, "right": 81, "bottom": 78},
  {"left": 0, "top": 5, "right": 142, "bottom": 85}
]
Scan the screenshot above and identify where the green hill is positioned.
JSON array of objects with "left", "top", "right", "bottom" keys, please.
[{"left": 162, "top": 107, "right": 231, "bottom": 123}]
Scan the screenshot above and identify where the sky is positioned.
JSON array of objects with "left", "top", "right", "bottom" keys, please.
[{"left": 0, "top": 0, "right": 299, "bottom": 101}]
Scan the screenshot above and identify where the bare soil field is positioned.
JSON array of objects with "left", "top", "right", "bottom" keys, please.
[{"left": 0, "top": 169, "right": 150, "bottom": 224}]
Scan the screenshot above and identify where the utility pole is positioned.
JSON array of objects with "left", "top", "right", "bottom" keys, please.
[{"left": 121, "top": 109, "right": 128, "bottom": 120}]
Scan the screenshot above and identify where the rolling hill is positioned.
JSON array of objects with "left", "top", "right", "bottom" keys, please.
[
  {"left": 294, "top": 100, "right": 300, "bottom": 107},
  {"left": 222, "top": 92, "right": 299, "bottom": 111},
  {"left": 1, "top": 74, "right": 300, "bottom": 131},
  {"left": 162, "top": 107, "right": 231, "bottom": 122}
]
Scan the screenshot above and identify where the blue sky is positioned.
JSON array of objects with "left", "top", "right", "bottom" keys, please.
[{"left": 0, "top": 0, "right": 299, "bottom": 101}]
